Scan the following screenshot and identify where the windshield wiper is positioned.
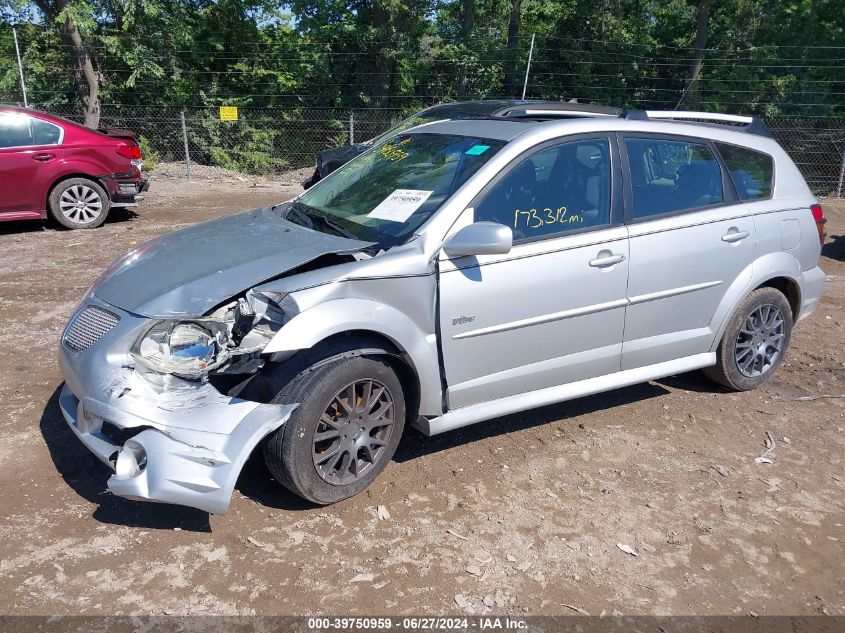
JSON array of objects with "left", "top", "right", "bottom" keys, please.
[
  {"left": 290, "top": 202, "right": 358, "bottom": 240},
  {"left": 284, "top": 201, "right": 314, "bottom": 229},
  {"left": 308, "top": 212, "right": 357, "bottom": 240}
]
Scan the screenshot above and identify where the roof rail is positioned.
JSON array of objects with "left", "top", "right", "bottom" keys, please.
[
  {"left": 504, "top": 108, "right": 620, "bottom": 119},
  {"left": 624, "top": 110, "right": 773, "bottom": 138}
]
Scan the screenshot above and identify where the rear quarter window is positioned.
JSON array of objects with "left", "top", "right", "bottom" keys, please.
[
  {"left": 715, "top": 143, "right": 773, "bottom": 200},
  {"left": 32, "top": 118, "right": 62, "bottom": 145}
]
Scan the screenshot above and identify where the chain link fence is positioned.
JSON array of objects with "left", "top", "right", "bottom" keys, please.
[
  {"left": 40, "top": 104, "right": 845, "bottom": 197},
  {"left": 43, "top": 105, "right": 401, "bottom": 178}
]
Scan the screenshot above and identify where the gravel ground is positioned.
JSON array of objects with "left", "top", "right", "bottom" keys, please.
[{"left": 0, "top": 169, "right": 843, "bottom": 617}]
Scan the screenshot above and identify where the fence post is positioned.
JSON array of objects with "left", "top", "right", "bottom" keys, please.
[
  {"left": 838, "top": 141, "right": 845, "bottom": 199},
  {"left": 349, "top": 112, "right": 355, "bottom": 146},
  {"left": 12, "top": 27, "right": 28, "bottom": 108},
  {"left": 180, "top": 110, "right": 191, "bottom": 179},
  {"left": 521, "top": 33, "right": 535, "bottom": 100}
]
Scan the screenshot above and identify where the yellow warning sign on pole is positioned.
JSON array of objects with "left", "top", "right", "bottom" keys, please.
[{"left": 219, "top": 106, "right": 238, "bottom": 121}]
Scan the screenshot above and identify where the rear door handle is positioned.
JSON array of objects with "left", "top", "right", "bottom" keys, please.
[
  {"left": 589, "top": 252, "right": 626, "bottom": 268},
  {"left": 33, "top": 152, "right": 56, "bottom": 162},
  {"left": 721, "top": 228, "right": 750, "bottom": 243}
]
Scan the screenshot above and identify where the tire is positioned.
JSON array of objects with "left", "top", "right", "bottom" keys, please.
[
  {"left": 263, "top": 354, "right": 406, "bottom": 504},
  {"left": 49, "top": 178, "right": 110, "bottom": 229},
  {"left": 703, "top": 287, "right": 793, "bottom": 391}
]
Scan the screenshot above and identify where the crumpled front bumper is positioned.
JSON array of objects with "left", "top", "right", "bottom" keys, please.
[
  {"left": 58, "top": 385, "right": 295, "bottom": 514},
  {"left": 58, "top": 297, "right": 295, "bottom": 514}
]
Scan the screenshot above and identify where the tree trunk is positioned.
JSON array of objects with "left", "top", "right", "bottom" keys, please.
[
  {"left": 34, "top": 0, "right": 101, "bottom": 127},
  {"left": 502, "top": 0, "right": 522, "bottom": 98},
  {"left": 681, "top": 0, "right": 710, "bottom": 105},
  {"left": 457, "top": 0, "right": 475, "bottom": 98},
  {"left": 371, "top": 0, "right": 393, "bottom": 108},
  {"left": 58, "top": 16, "right": 101, "bottom": 128}
]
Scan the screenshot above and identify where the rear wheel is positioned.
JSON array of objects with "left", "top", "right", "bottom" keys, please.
[
  {"left": 263, "top": 354, "right": 405, "bottom": 504},
  {"left": 704, "top": 287, "right": 793, "bottom": 391},
  {"left": 49, "top": 178, "right": 110, "bottom": 229}
]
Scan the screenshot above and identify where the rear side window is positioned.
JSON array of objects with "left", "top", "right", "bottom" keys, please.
[
  {"left": 32, "top": 118, "right": 62, "bottom": 145},
  {"left": 716, "top": 143, "right": 773, "bottom": 200},
  {"left": 625, "top": 138, "right": 724, "bottom": 219},
  {"left": 0, "top": 115, "right": 33, "bottom": 148}
]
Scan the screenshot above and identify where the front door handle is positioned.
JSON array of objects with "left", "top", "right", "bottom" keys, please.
[
  {"left": 721, "top": 228, "right": 750, "bottom": 243},
  {"left": 589, "top": 252, "right": 626, "bottom": 268},
  {"left": 33, "top": 152, "right": 56, "bottom": 162}
]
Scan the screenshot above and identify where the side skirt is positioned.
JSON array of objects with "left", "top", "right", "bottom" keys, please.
[{"left": 412, "top": 352, "right": 715, "bottom": 436}]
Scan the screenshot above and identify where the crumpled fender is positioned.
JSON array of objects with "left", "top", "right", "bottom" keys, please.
[{"left": 262, "top": 297, "right": 443, "bottom": 415}]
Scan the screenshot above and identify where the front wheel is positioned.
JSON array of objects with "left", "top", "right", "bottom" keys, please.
[
  {"left": 49, "top": 178, "right": 110, "bottom": 229},
  {"left": 263, "top": 355, "right": 405, "bottom": 504},
  {"left": 704, "top": 287, "right": 793, "bottom": 391}
]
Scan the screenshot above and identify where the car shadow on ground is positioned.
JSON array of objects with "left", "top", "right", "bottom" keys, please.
[
  {"left": 822, "top": 234, "right": 844, "bottom": 262},
  {"left": 394, "top": 377, "right": 678, "bottom": 463},
  {"left": 235, "top": 454, "right": 318, "bottom": 512},
  {"left": 39, "top": 385, "right": 212, "bottom": 532},
  {"left": 655, "top": 369, "right": 726, "bottom": 393},
  {"left": 0, "top": 208, "right": 139, "bottom": 236},
  {"left": 40, "top": 372, "right": 713, "bottom": 524}
]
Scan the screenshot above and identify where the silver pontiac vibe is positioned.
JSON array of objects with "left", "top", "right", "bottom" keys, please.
[{"left": 59, "top": 111, "right": 827, "bottom": 513}]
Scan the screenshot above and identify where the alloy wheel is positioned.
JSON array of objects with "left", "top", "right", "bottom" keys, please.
[
  {"left": 734, "top": 303, "right": 785, "bottom": 377},
  {"left": 312, "top": 379, "right": 396, "bottom": 485},
  {"left": 59, "top": 185, "right": 103, "bottom": 225}
]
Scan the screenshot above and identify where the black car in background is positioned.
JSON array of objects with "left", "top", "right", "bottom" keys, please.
[{"left": 302, "top": 100, "right": 622, "bottom": 188}]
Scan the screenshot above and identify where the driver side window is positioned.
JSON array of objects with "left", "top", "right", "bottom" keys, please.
[{"left": 474, "top": 138, "right": 611, "bottom": 242}]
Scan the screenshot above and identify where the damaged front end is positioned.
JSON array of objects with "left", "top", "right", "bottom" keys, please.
[
  {"left": 57, "top": 206, "right": 381, "bottom": 514},
  {"left": 58, "top": 290, "right": 301, "bottom": 515}
]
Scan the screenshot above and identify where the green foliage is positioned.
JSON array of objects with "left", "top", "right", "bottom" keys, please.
[
  {"left": 193, "top": 110, "right": 288, "bottom": 175},
  {"left": 0, "top": 0, "right": 842, "bottom": 177},
  {"left": 137, "top": 135, "right": 159, "bottom": 171},
  {"left": 3, "top": 0, "right": 842, "bottom": 115}
]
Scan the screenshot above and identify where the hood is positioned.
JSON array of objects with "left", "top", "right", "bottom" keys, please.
[{"left": 91, "top": 206, "right": 372, "bottom": 317}]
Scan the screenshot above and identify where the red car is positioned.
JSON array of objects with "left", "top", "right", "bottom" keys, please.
[{"left": 0, "top": 105, "right": 148, "bottom": 229}]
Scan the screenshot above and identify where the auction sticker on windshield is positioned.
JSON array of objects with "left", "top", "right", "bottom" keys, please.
[{"left": 367, "top": 189, "right": 433, "bottom": 222}]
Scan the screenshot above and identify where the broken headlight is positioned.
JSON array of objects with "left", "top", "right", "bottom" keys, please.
[{"left": 132, "top": 320, "right": 230, "bottom": 378}]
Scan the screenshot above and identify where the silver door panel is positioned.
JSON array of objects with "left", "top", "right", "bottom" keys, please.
[
  {"left": 439, "top": 227, "right": 629, "bottom": 410},
  {"left": 622, "top": 207, "right": 756, "bottom": 370}
]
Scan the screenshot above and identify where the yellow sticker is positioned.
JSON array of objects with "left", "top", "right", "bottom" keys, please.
[{"left": 219, "top": 106, "right": 239, "bottom": 121}]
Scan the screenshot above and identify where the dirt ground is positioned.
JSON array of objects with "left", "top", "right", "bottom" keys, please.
[{"left": 0, "top": 166, "right": 843, "bottom": 618}]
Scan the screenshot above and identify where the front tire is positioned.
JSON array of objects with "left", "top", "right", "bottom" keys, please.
[
  {"left": 704, "top": 287, "right": 793, "bottom": 391},
  {"left": 263, "top": 355, "right": 405, "bottom": 504},
  {"left": 49, "top": 178, "right": 110, "bottom": 229}
]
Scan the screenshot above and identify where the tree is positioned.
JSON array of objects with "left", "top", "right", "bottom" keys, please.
[
  {"left": 501, "top": 0, "right": 522, "bottom": 97},
  {"left": 456, "top": 0, "right": 474, "bottom": 97},
  {"left": 680, "top": 0, "right": 710, "bottom": 106},
  {"left": 32, "top": 0, "right": 101, "bottom": 127}
]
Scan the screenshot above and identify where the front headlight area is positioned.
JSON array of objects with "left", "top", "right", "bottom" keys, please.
[
  {"left": 132, "top": 320, "right": 231, "bottom": 379},
  {"left": 130, "top": 292, "right": 292, "bottom": 381}
]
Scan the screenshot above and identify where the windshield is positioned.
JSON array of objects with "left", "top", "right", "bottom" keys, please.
[
  {"left": 367, "top": 107, "right": 452, "bottom": 146},
  {"left": 291, "top": 133, "right": 505, "bottom": 246}
]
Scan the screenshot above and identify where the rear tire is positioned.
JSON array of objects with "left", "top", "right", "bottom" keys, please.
[
  {"left": 49, "top": 178, "right": 110, "bottom": 229},
  {"left": 263, "top": 354, "right": 405, "bottom": 505},
  {"left": 703, "top": 287, "right": 793, "bottom": 391}
]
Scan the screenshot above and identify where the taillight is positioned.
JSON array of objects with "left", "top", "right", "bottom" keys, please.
[
  {"left": 810, "top": 203, "right": 827, "bottom": 247},
  {"left": 116, "top": 144, "right": 142, "bottom": 160}
]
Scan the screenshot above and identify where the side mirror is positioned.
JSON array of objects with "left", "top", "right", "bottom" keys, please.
[{"left": 442, "top": 221, "right": 513, "bottom": 258}]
